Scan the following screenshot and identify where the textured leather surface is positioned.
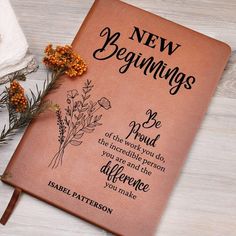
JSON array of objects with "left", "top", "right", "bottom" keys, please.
[{"left": 1, "top": 0, "right": 231, "bottom": 235}]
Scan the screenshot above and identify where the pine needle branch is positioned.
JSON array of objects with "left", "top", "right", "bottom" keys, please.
[{"left": 0, "top": 70, "right": 62, "bottom": 145}]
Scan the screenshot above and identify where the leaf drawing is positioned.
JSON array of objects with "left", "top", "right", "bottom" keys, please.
[{"left": 48, "top": 80, "right": 111, "bottom": 169}]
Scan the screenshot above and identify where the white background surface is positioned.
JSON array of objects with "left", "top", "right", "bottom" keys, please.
[{"left": 0, "top": 1, "right": 236, "bottom": 235}]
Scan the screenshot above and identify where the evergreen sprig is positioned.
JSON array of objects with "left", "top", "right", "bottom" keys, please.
[
  {"left": 0, "top": 71, "right": 61, "bottom": 144},
  {"left": 0, "top": 43, "right": 88, "bottom": 146}
]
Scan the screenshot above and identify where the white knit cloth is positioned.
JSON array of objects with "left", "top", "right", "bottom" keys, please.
[{"left": 0, "top": 0, "right": 37, "bottom": 79}]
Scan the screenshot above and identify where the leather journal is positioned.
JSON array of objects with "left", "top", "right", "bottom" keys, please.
[{"left": 0, "top": 0, "right": 231, "bottom": 235}]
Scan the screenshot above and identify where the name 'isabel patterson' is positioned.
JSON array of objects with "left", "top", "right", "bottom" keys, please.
[{"left": 48, "top": 181, "right": 113, "bottom": 214}]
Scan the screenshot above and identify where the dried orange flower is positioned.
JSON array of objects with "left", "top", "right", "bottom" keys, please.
[
  {"left": 8, "top": 80, "right": 28, "bottom": 113},
  {"left": 43, "top": 44, "right": 87, "bottom": 77}
]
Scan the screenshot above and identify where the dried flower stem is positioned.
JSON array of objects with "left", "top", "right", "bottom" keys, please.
[
  {"left": 0, "top": 70, "right": 62, "bottom": 144},
  {"left": 0, "top": 44, "right": 87, "bottom": 146},
  {"left": 0, "top": 57, "right": 38, "bottom": 86},
  {"left": 0, "top": 91, "right": 7, "bottom": 108}
]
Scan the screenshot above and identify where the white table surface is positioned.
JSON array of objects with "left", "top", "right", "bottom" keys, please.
[{"left": 1, "top": 1, "right": 236, "bottom": 235}]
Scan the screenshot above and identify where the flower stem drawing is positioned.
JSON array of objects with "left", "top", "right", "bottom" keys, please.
[{"left": 48, "top": 79, "right": 111, "bottom": 169}]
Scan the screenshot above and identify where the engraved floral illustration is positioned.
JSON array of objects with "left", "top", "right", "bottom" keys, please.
[{"left": 49, "top": 79, "right": 111, "bottom": 169}]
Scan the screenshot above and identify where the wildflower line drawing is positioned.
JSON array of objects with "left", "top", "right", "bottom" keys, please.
[{"left": 48, "top": 79, "right": 111, "bottom": 169}]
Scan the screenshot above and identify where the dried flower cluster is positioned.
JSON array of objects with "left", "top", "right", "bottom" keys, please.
[
  {"left": 43, "top": 44, "right": 87, "bottom": 77},
  {"left": 0, "top": 44, "right": 88, "bottom": 145},
  {"left": 8, "top": 80, "right": 28, "bottom": 113}
]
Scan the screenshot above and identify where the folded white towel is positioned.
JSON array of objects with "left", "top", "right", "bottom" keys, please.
[{"left": 0, "top": 0, "right": 37, "bottom": 79}]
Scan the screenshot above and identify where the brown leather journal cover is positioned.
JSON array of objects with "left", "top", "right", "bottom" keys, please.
[{"left": 1, "top": 0, "right": 231, "bottom": 235}]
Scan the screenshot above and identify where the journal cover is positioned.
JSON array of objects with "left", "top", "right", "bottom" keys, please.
[{"left": 1, "top": 0, "right": 231, "bottom": 235}]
